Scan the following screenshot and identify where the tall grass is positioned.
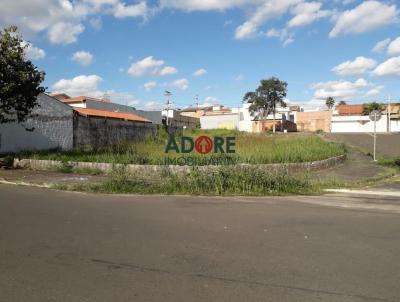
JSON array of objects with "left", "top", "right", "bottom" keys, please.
[
  {"left": 22, "top": 131, "right": 346, "bottom": 165},
  {"left": 61, "top": 165, "right": 316, "bottom": 195}
]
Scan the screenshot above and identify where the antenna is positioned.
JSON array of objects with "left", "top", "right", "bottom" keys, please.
[{"left": 194, "top": 94, "right": 199, "bottom": 108}]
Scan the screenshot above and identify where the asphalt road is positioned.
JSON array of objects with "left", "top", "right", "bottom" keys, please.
[
  {"left": 1, "top": 184, "right": 400, "bottom": 302},
  {"left": 325, "top": 133, "right": 400, "bottom": 159}
]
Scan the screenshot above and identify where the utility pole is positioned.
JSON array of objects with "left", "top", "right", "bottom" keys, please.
[
  {"left": 194, "top": 94, "right": 199, "bottom": 108},
  {"left": 164, "top": 90, "right": 172, "bottom": 127}
]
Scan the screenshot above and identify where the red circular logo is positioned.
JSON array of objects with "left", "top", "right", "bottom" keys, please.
[{"left": 195, "top": 136, "right": 213, "bottom": 154}]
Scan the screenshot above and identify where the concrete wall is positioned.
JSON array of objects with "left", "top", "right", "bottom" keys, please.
[
  {"left": 0, "top": 94, "right": 73, "bottom": 154},
  {"left": 170, "top": 114, "right": 199, "bottom": 129},
  {"left": 200, "top": 114, "right": 239, "bottom": 130},
  {"left": 297, "top": 111, "right": 331, "bottom": 132},
  {"left": 73, "top": 114, "right": 157, "bottom": 149}
]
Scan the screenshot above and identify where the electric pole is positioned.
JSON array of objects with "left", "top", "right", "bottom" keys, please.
[{"left": 164, "top": 90, "right": 172, "bottom": 126}]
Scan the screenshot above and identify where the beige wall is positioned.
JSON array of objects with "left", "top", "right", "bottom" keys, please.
[{"left": 296, "top": 111, "right": 331, "bottom": 132}]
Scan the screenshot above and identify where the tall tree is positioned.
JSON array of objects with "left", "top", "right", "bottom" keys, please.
[
  {"left": 325, "top": 97, "right": 335, "bottom": 110},
  {"left": 338, "top": 100, "right": 347, "bottom": 106},
  {"left": 0, "top": 26, "right": 46, "bottom": 124},
  {"left": 243, "top": 77, "right": 287, "bottom": 133},
  {"left": 362, "top": 102, "right": 384, "bottom": 114}
]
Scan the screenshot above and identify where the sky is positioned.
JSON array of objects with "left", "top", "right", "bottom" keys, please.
[{"left": 1, "top": 0, "right": 400, "bottom": 110}]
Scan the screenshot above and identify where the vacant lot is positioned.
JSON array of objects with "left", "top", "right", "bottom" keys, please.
[{"left": 23, "top": 130, "right": 345, "bottom": 165}]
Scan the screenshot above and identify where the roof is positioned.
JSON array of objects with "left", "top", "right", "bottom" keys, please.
[
  {"left": 336, "top": 105, "right": 365, "bottom": 115},
  {"left": 61, "top": 96, "right": 110, "bottom": 103},
  {"left": 50, "top": 93, "right": 71, "bottom": 100},
  {"left": 73, "top": 107, "right": 150, "bottom": 123}
]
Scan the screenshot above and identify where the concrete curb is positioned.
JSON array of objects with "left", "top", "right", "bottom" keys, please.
[
  {"left": 325, "top": 189, "right": 400, "bottom": 198},
  {"left": 13, "top": 154, "right": 347, "bottom": 174}
]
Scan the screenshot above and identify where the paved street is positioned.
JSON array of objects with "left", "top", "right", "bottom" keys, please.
[
  {"left": 1, "top": 184, "right": 400, "bottom": 302},
  {"left": 325, "top": 133, "right": 400, "bottom": 159}
]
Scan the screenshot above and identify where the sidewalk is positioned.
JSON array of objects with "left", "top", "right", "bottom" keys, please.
[{"left": 313, "top": 149, "right": 389, "bottom": 181}]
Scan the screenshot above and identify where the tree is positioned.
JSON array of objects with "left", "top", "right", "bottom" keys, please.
[
  {"left": 363, "top": 102, "right": 384, "bottom": 115},
  {"left": 338, "top": 100, "right": 347, "bottom": 106},
  {"left": 325, "top": 97, "right": 335, "bottom": 110},
  {"left": 243, "top": 77, "right": 287, "bottom": 133},
  {"left": 0, "top": 26, "right": 45, "bottom": 124}
]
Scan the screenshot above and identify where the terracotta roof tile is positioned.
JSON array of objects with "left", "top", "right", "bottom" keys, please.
[
  {"left": 336, "top": 105, "right": 365, "bottom": 115},
  {"left": 73, "top": 107, "right": 150, "bottom": 123}
]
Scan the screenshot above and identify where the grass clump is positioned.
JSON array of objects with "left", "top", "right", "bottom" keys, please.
[{"left": 57, "top": 165, "right": 317, "bottom": 196}]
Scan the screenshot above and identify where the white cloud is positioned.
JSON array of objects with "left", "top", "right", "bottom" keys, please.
[
  {"left": 287, "top": 2, "right": 331, "bottom": 28},
  {"left": 193, "top": 68, "right": 207, "bottom": 77},
  {"left": 23, "top": 42, "right": 46, "bottom": 60},
  {"left": 332, "top": 56, "right": 377, "bottom": 76},
  {"left": 71, "top": 51, "right": 94, "bottom": 66},
  {"left": 159, "top": 66, "right": 178, "bottom": 76},
  {"left": 234, "top": 0, "right": 301, "bottom": 39},
  {"left": 89, "top": 17, "right": 102, "bottom": 30},
  {"left": 128, "top": 56, "right": 164, "bottom": 76},
  {"left": 52, "top": 74, "right": 103, "bottom": 97},
  {"left": 159, "top": 0, "right": 257, "bottom": 11},
  {"left": 234, "top": 74, "right": 244, "bottom": 81},
  {"left": 144, "top": 81, "right": 157, "bottom": 91},
  {"left": 172, "top": 78, "right": 189, "bottom": 90},
  {"left": 388, "top": 37, "right": 400, "bottom": 56},
  {"left": 372, "top": 57, "right": 400, "bottom": 77},
  {"left": 0, "top": 0, "right": 153, "bottom": 44},
  {"left": 364, "top": 85, "right": 384, "bottom": 97},
  {"left": 48, "top": 22, "right": 85, "bottom": 44},
  {"left": 127, "top": 56, "right": 178, "bottom": 77},
  {"left": 330, "top": 1, "right": 399, "bottom": 38},
  {"left": 372, "top": 38, "right": 391, "bottom": 53},
  {"left": 113, "top": 1, "right": 152, "bottom": 18},
  {"left": 311, "top": 78, "right": 368, "bottom": 101},
  {"left": 265, "top": 28, "right": 294, "bottom": 46}
]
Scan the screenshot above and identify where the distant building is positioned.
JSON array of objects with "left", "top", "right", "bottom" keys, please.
[
  {"left": 51, "top": 93, "right": 164, "bottom": 125},
  {"left": 331, "top": 103, "right": 400, "bottom": 133}
]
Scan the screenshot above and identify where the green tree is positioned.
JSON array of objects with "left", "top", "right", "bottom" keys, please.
[
  {"left": 362, "top": 102, "right": 384, "bottom": 114},
  {"left": 0, "top": 26, "right": 46, "bottom": 124},
  {"left": 325, "top": 97, "right": 335, "bottom": 110},
  {"left": 338, "top": 100, "right": 347, "bottom": 106},
  {"left": 243, "top": 77, "right": 287, "bottom": 133}
]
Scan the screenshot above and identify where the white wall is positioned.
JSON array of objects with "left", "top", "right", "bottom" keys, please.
[
  {"left": 332, "top": 115, "right": 388, "bottom": 133},
  {"left": 391, "top": 120, "right": 400, "bottom": 132},
  {"left": 200, "top": 114, "right": 239, "bottom": 130}
]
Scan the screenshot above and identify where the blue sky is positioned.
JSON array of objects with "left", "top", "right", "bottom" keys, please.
[{"left": 2, "top": 0, "right": 400, "bottom": 109}]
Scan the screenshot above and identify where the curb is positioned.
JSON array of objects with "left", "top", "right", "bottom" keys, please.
[
  {"left": 325, "top": 189, "right": 400, "bottom": 198},
  {"left": 13, "top": 154, "right": 347, "bottom": 174},
  {"left": 0, "top": 178, "right": 51, "bottom": 188}
]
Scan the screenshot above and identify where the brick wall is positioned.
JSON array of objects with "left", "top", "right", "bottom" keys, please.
[{"left": 296, "top": 111, "right": 332, "bottom": 132}]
